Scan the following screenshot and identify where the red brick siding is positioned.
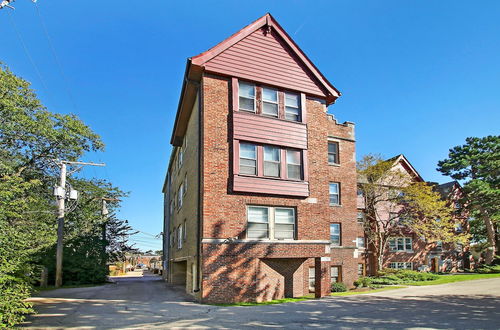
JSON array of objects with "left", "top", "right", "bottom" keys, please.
[{"left": 200, "top": 75, "right": 357, "bottom": 303}]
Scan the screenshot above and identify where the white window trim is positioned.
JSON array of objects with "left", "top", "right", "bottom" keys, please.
[
  {"left": 239, "top": 142, "right": 258, "bottom": 176},
  {"left": 263, "top": 145, "right": 281, "bottom": 178},
  {"left": 247, "top": 205, "right": 296, "bottom": 240},
  {"left": 239, "top": 82, "right": 256, "bottom": 113},
  {"left": 329, "top": 182, "right": 341, "bottom": 206},
  {"left": 330, "top": 223, "right": 341, "bottom": 246},
  {"left": 262, "top": 87, "right": 279, "bottom": 117},
  {"left": 389, "top": 237, "right": 413, "bottom": 252},
  {"left": 356, "top": 237, "right": 365, "bottom": 249},
  {"left": 389, "top": 262, "right": 413, "bottom": 270},
  {"left": 284, "top": 91, "right": 301, "bottom": 122}
]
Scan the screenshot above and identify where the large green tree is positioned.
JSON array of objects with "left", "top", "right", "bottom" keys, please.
[
  {"left": 437, "top": 136, "right": 500, "bottom": 264},
  {"left": 0, "top": 63, "right": 133, "bottom": 326},
  {"left": 358, "top": 155, "right": 467, "bottom": 272}
]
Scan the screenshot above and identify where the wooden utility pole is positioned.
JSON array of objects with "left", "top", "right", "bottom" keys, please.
[{"left": 54, "top": 160, "right": 105, "bottom": 288}]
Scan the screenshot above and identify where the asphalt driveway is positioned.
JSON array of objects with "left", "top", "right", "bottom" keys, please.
[{"left": 23, "top": 273, "right": 500, "bottom": 329}]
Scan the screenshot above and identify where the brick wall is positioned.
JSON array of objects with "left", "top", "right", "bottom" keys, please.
[{"left": 200, "top": 75, "right": 358, "bottom": 302}]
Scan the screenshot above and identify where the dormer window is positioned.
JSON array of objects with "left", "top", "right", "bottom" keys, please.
[{"left": 239, "top": 82, "right": 256, "bottom": 112}]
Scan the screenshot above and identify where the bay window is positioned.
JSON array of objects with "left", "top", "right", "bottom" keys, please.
[
  {"left": 238, "top": 142, "right": 303, "bottom": 181},
  {"left": 247, "top": 206, "right": 296, "bottom": 240}
]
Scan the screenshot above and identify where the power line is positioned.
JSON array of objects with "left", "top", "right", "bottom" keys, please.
[
  {"left": 33, "top": 1, "right": 77, "bottom": 111},
  {"left": 7, "top": 9, "right": 52, "bottom": 100}
]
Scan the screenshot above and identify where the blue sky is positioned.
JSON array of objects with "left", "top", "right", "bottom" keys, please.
[{"left": 1, "top": 1, "right": 499, "bottom": 251}]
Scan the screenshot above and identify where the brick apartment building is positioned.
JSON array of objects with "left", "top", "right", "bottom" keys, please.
[
  {"left": 358, "top": 155, "right": 469, "bottom": 275},
  {"left": 162, "top": 13, "right": 362, "bottom": 303}
]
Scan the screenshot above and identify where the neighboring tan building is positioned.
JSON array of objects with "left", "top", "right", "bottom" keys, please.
[
  {"left": 162, "top": 13, "right": 360, "bottom": 303},
  {"left": 357, "top": 155, "right": 469, "bottom": 275}
]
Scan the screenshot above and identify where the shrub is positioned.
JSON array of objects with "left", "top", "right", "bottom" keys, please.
[
  {"left": 331, "top": 282, "right": 348, "bottom": 292},
  {"left": 370, "top": 274, "right": 402, "bottom": 285},
  {"left": 354, "top": 276, "right": 372, "bottom": 288},
  {"left": 476, "top": 264, "right": 500, "bottom": 274}
]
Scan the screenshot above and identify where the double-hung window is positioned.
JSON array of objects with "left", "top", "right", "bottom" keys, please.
[
  {"left": 240, "top": 143, "right": 257, "bottom": 175},
  {"left": 356, "top": 237, "right": 365, "bottom": 249},
  {"left": 357, "top": 264, "right": 365, "bottom": 276},
  {"left": 274, "top": 208, "right": 295, "bottom": 239},
  {"left": 239, "top": 82, "right": 256, "bottom": 112},
  {"left": 177, "top": 184, "right": 184, "bottom": 209},
  {"left": 286, "top": 149, "right": 301, "bottom": 180},
  {"left": 262, "top": 87, "right": 278, "bottom": 117},
  {"left": 329, "top": 182, "right": 340, "bottom": 205},
  {"left": 178, "top": 225, "right": 183, "bottom": 249},
  {"left": 357, "top": 211, "right": 365, "bottom": 223},
  {"left": 389, "top": 262, "right": 412, "bottom": 270},
  {"left": 247, "top": 206, "right": 269, "bottom": 239},
  {"left": 247, "top": 206, "right": 296, "bottom": 240},
  {"left": 389, "top": 237, "right": 412, "bottom": 252},
  {"left": 183, "top": 175, "right": 188, "bottom": 196},
  {"left": 284, "top": 92, "right": 300, "bottom": 121},
  {"left": 328, "top": 141, "right": 339, "bottom": 164},
  {"left": 331, "top": 266, "right": 341, "bottom": 283},
  {"left": 330, "top": 223, "right": 341, "bottom": 246},
  {"left": 263, "top": 146, "right": 280, "bottom": 177}
]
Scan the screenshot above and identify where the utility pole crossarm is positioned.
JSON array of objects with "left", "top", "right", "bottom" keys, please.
[{"left": 54, "top": 159, "right": 106, "bottom": 288}]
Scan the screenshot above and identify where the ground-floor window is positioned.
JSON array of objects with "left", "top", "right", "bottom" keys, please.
[
  {"left": 357, "top": 263, "right": 365, "bottom": 276},
  {"left": 389, "top": 262, "right": 413, "bottom": 270},
  {"left": 331, "top": 266, "right": 341, "bottom": 283},
  {"left": 308, "top": 267, "right": 315, "bottom": 292}
]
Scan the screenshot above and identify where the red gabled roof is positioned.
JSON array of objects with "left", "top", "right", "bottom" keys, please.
[
  {"left": 170, "top": 13, "right": 340, "bottom": 146},
  {"left": 388, "top": 154, "right": 425, "bottom": 182},
  {"left": 191, "top": 13, "right": 340, "bottom": 103}
]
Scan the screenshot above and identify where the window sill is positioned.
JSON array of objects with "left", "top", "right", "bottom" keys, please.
[
  {"left": 328, "top": 163, "right": 341, "bottom": 167},
  {"left": 329, "top": 204, "right": 342, "bottom": 207},
  {"left": 235, "top": 109, "right": 305, "bottom": 125},
  {"left": 238, "top": 174, "right": 306, "bottom": 183}
]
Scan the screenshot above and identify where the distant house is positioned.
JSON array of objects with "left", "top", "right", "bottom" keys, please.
[
  {"left": 357, "top": 155, "right": 469, "bottom": 275},
  {"left": 162, "top": 13, "right": 360, "bottom": 304}
]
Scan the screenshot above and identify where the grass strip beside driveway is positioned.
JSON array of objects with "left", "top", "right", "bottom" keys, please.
[{"left": 405, "top": 273, "right": 500, "bottom": 286}]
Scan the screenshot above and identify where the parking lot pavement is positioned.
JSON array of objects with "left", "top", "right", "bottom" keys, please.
[{"left": 23, "top": 277, "right": 500, "bottom": 329}]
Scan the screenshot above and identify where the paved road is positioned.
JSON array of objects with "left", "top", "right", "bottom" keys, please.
[{"left": 23, "top": 273, "right": 500, "bottom": 329}]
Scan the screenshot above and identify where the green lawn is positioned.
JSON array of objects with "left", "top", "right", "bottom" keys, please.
[
  {"left": 405, "top": 273, "right": 500, "bottom": 286},
  {"left": 214, "top": 296, "right": 314, "bottom": 307},
  {"left": 331, "top": 286, "right": 407, "bottom": 296}
]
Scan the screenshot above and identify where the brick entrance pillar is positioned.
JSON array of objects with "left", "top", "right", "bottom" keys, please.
[{"left": 314, "top": 257, "right": 330, "bottom": 298}]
